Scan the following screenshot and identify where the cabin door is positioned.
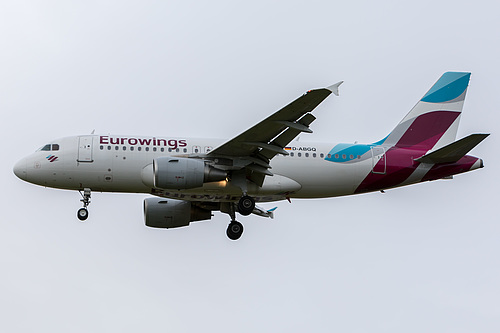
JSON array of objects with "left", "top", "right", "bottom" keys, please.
[
  {"left": 77, "top": 136, "right": 94, "bottom": 162},
  {"left": 371, "top": 146, "right": 386, "bottom": 174}
]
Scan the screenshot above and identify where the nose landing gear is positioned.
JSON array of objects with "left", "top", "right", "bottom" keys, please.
[
  {"left": 77, "top": 207, "right": 88, "bottom": 220},
  {"left": 77, "top": 188, "right": 91, "bottom": 221}
]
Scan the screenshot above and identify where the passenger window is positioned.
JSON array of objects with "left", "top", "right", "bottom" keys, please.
[
  {"left": 290, "top": 152, "right": 294, "bottom": 157},
  {"left": 130, "top": 147, "right": 134, "bottom": 151},
  {"left": 305, "top": 153, "right": 309, "bottom": 157},
  {"left": 153, "top": 147, "right": 157, "bottom": 152},
  {"left": 168, "top": 148, "right": 172, "bottom": 152},
  {"left": 146, "top": 147, "right": 150, "bottom": 152},
  {"left": 327, "top": 154, "right": 331, "bottom": 158},
  {"left": 52, "top": 144, "right": 60, "bottom": 151},
  {"left": 161, "top": 148, "right": 164, "bottom": 152},
  {"left": 115, "top": 146, "right": 119, "bottom": 150},
  {"left": 176, "top": 148, "right": 179, "bottom": 152},
  {"left": 320, "top": 153, "right": 324, "bottom": 158},
  {"left": 350, "top": 154, "right": 354, "bottom": 159},
  {"left": 313, "top": 153, "right": 316, "bottom": 158},
  {"left": 123, "top": 146, "right": 127, "bottom": 151},
  {"left": 342, "top": 154, "right": 346, "bottom": 159},
  {"left": 138, "top": 147, "right": 142, "bottom": 151},
  {"left": 298, "top": 153, "right": 302, "bottom": 157},
  {"left": 335, "top": 154, "right": 339, "bottom": 159},
  {"left": 100, "top": 145, "right": 104, "bottom": 150}
]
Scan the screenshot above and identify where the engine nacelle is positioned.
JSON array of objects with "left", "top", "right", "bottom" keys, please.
[
  {"left": 144, "top": 198, "right": 212, "bottom": 229},
  {"left": 153, "top": 157, "right": 226, "bottom": 189}
]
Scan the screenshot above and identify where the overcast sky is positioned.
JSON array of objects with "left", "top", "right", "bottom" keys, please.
[{"left": 1, "top": 1, "right": 499, "bottom": 332}]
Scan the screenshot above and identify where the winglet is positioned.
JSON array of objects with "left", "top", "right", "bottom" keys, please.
[
  {"left": 267, "top": 207, "right": 277, "bottom": 219},
  {"left": 252, "top": 205, "right": 277, "bottom": 219},
  {"left": 327, "top": 81, "right": 344, "bottom": 96}
]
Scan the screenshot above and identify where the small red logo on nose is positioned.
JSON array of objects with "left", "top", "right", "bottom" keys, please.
[{"left": 46, "top": 155, "right": 58, "bottom": 162}]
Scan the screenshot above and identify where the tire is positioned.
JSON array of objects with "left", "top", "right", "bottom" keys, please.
[
  {"left": 237, "top": 195, "right": 255, "bottom": 216},
  {"left": 226, "top": 222, "right": 244, "bottom": 240},
  {"left": 77, "top": 208, "right": 89, "bottom": 221}
]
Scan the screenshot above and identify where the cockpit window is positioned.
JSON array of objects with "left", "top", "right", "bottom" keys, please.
[{"left": 39, "top": 144, "right": 60, "bottom": 151}]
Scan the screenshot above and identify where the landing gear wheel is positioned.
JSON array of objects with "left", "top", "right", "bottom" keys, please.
[
  {"left": 77, "top": 208, "right": 89, "bottom": 221},
  {"left": 238, "top": 195, "right": 255, "bottom": 216},
  {"left": 77, "top": 188, "right": 91, "bottom": 221},
  {"left": 226, "top": 221, "right": 244, "bottom": 240}
]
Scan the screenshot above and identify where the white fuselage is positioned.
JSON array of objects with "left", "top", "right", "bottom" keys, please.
[{"left": 14, "top": 135, "right": 375, "bottom": 203}]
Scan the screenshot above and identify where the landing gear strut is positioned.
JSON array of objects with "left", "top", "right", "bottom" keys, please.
[
  {"left": 222, "top": 193, "right": 255, "bottom": 240},
  {"left": 77, "top": 188, "right": 91, "bottom": 221},
  {"left": 225, "top": 202, "right": 244, "bottom": 240}
]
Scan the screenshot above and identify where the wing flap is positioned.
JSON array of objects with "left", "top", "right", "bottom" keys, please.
[{"left": 273, "top": 114, "right": 316, "bottom": 146}]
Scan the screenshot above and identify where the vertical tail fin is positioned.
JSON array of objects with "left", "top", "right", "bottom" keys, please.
[{"left": 383, "top": 72, "right": 471, "bottom": 151}]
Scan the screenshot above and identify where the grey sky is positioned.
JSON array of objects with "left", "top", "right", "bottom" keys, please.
[{"left": 1, "top": 1, "right": 498, "bottom": 332}]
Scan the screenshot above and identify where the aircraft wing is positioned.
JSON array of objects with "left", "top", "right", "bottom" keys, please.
[{"left": 207, "top": 82, "right": 343, "bottom": 185}]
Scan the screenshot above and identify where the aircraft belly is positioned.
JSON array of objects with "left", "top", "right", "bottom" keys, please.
[
  {"left": 150, "top": 177, "right": 297, "bottom": 203},
  {"left": 271, "top": 158, "right": 362, "bottom": 198}
]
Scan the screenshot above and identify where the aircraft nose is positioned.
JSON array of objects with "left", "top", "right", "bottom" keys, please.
[{"left": 13, "top": 159, "right": 27, "bottom": 180}]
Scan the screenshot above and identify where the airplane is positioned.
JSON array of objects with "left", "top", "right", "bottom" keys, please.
[{"left": 13, "top": 72, "right": 488, "bottom": 240}]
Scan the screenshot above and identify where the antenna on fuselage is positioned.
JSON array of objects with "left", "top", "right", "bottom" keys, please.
[{"left": 91, "top": 129, "right": 95, "bottom": 134}]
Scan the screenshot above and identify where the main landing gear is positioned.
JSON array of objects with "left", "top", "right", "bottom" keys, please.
[
  {"left": 227, "top": 221, "right": 244, "bottom": 241},
  {"left": 224, "top": 195, "right": 256, "bottom": 240},
  {"left": 77, "top": 188, "right": 91, "bottom": 221},
  {"left": 237, "top": 195, "right": 255, "bottom": 216},
  {"left": 225, "top": 200, "right": 245, "bottom": 241}
]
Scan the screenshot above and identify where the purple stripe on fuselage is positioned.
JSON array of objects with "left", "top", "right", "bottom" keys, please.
[
  {"left": 355, "top": 110, "right": 466, "bottom": 194},
  {"left": 395, "top": 111, "right": 460, "bottom": 149},
  {"left": 355, "top": 147, "right": 423, "bottom": 193}
]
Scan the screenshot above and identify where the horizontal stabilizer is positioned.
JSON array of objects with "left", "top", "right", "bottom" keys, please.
[{"left": 415, "top": 133, "right": 489, "bottom": 164}]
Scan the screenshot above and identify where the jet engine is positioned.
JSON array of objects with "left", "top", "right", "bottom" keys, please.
[
  {"left": 153, "top": 157, "right": 226, "bottom": 189},
  {"left": 144, "top": 198, "right": 212, "bottom": 228}
]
